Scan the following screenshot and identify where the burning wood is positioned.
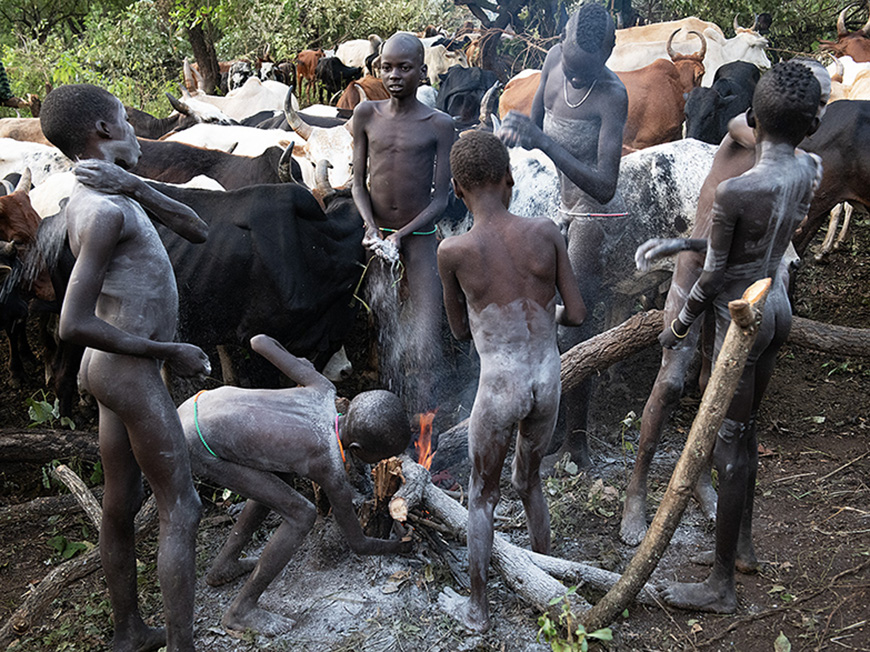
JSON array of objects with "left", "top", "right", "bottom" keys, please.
[{"left": 415, "top": 410, "right": 437, "bottom": 469}]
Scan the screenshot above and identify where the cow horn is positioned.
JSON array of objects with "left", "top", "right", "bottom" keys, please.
[
  {"left": 733, "top": 14, "right": 743, "bottom": 32},
  {"left": 14, "top": 168, "right": 31, "bottom": 195},
  {"left": 0, "top": 179, "right": 13, "bottom": 195},
  {"left": 688, "top": 30, "right": 707, "bottom": 60},
  {"left": 837, "top": 5, "right": 853, "bottom": 37},
  {"left": 667, "top": 29, "right": 680, "bottom": 59},
  {"left": 166, "top": 92, "right": 190, "bottom": 116},
  {"left": 277, "top": 141, "right": 298, "bottom": 183},
  {"left": 0, "top": 264, "right": 10, "bottom": 283},
  {"left": 315, "top": 160, "right": 335, "bottom": 197},
  {"left": 1, "top": 240, "right": 15, "bottom": 257},
  {"left": 833, "top": 56, "right": 845, "bottom": 82},
  {"left": 479, "top": 80, "right": 501, "bottom": 126},
  {"left": 283, "top": 89, "right": 313, "bottom": 140},
  {"left": 750, "top": 14, "right": 758, "bottom": 32},
  {"left": 355, "top": 83, "right": 368, "bottom": 103}
]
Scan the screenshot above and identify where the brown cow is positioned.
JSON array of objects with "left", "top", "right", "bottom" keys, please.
[
  {"left": 820, "top": 4, "right": 870, "bottom": 61},
  {"left": 499, "top": 30, "right": 706, "bottom": 150},
  {"left": 296, "top": 49, "right": 325, "bottom": 102},
  {"left": 336, "top": 74, "right": 389, "bottom": 110},
  {"left": 0, "top": 118, "right": 50, "bottom": 145}
]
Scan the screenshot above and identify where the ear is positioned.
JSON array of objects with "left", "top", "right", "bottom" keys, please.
[
  {"left": 505, "top": 167, "right": 514, "bottom": 188},
  {"left": 452, "top": 177, "right": 464, "bottom": 200},
  {"left": 745, "top": 107, "right": 756, "bottom": 129},
  {"left": 806, "top": 115, "right": 821, "bottom": 137},
  {"left": 420, "top": 63, "right": 428, "bottom": 80},
  {"left": 95, "top": 119, "right": 112, "bottom": 139}
]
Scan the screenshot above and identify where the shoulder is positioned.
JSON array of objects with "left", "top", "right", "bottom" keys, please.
[
  {"left": 526, "top": 215, "right": 562, "bottom": 241},
  {"left": 599, "top": 69, "right": 627, "bottom": 100},
  {"left": 426, "top": 106, "right": 455, "bottom": 130},
  {"left": 437, "top": 232, "right": 472, "bottom": 265},
  {"left": 67, "top": 186, "right": 127, "bottom": 230}
]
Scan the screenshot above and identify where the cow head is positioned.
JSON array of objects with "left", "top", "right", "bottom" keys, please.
[
  {"left": 283, "top": 91, "right": 354, "bottom": 188},
  {"left": 228, "top": 60, "right": 254, "bottom": 91},
  {"left": 684, "top": 86, "right": 732, "bottom": 144},
  {"left": 667, "top": 29, "right": 707, "bottom": 89},
  {"left": 166, "top": 92, "right": 236, "bottom": 126},
  {"left": 820, "top": 4, "right": 870, "bottom": 61}
]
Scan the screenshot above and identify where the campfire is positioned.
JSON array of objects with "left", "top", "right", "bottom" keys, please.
[{"left": 415, "top": 410, "right": 436, "bottom": 470}]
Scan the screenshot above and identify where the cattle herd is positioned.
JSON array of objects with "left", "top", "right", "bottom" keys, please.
[{"left": 0, "top": 5, "right": 867, "bottom": 525}]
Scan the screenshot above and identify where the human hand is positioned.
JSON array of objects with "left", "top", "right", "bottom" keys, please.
[
  {"left": 498, "top": 110, "right": 541, "bottom": 150},
  {"left": 362, "top": 226, "right": 382, "bottom": 249},
  {"left": 74, "top": 159, "right": 139, "bottom": 195},
  {"left": 385, "top": 231, "right": 402, "bottom": 251},
  {"left": 166, "top": 343, "right": 211, "bottom": 378},
  {"left": 658, "top": 319, "right": 689, "bottom": 350}
]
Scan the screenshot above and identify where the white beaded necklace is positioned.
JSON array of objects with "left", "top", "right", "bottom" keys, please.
[{"left": 563, "top": 75, "right": 597, "bottom": 109}]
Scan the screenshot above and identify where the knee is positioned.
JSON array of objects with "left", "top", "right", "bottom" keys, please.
[
  {"left": 511, "top": 472, "right": 540, "bottom": 500},
  {"left": 295, "top": 500, "right": 317, "bottom": 533}
]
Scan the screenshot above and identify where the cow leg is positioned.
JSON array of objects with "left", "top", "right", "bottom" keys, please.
[
  {"left": 834, "top": 201, "right": 857, "bottom": 250},
  {"left": 814, "top": 203, "right": 842, "bottom": 262}
]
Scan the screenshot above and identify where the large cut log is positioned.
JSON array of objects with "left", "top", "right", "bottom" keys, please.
[
  {"left": 391, "top": 456, "right": 660, "bottom": 615},
  {"left": 788, "top": 316, "right": 870, "bottom": 358},
  {"left": 581, "top": 278, "right": 772, "bottom": 631},
  {"left": 0, "top": 495, "right": 158, "bottom": 646},
  {"left": 0, "top": 429, "right": 99, "bottom": 463}
]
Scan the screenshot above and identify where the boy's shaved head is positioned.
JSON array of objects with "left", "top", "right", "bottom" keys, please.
[
  {"left": 753, "top": 61, "right": 821, "bottom": 142},
  {"left": 345, "top": 389, "right": 411, "bottom": 459},
  {"left": 451, "top": 130, "right": 511, "bottom": 190},
  {"left": 566, "top": 3, "right": 614, "bottom": 54},
  {"left": 383, "top": 32, "right": 425, "bottom": 65},
  {"left": 41, "top": 84, "right": 119, "bottom": 159}
]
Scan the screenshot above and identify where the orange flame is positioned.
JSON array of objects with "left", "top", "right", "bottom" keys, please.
[{"left": 415, "top": 410, "right": 437, "bottom": 470}]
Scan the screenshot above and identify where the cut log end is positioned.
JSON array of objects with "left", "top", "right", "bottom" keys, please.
[{"left": 742, "top": 277, "right": 771, "bottom": 303}]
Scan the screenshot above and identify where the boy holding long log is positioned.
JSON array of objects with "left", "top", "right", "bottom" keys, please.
[
  {"left": 658, "top": 61, "right": 823, "bottom": 613},
  {"left": 436, "top": 131, "right": 586, "bottom": 632}
]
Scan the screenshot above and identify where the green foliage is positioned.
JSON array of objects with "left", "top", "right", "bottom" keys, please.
[
  {"left": 537, "top": 586, "right": 613, "bottom": 652},
  {"left": 26, "top": 390, "right": 75, "bottom": 430},
  {"left": 662, "top": 0, "right": 842, "bottom": 56},
  {"left": 47, "top": 533, "right": 91, "bottom": 559}
]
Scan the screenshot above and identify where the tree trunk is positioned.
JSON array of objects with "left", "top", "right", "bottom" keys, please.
[
  {"left": 580, "top": 278, "right": 772, "bottom": 631},
  {"left": 187, "top": 21, "right": 221, "bottom": 95}
]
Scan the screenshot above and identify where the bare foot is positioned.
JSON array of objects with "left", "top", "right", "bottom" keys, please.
[
  {"left": 222, "top": 606, "right": 295, "bottom": 637},
  {"left": 619, "top": 494, "right": 648, "bottom": 546},
  {"left": 437, "top": 587, "right": 489, "bottom": 633},
  {"left": 693, "top": 481, "right": 718, "bottom": 522},
  {"left": 113, "top": 624, "right": 166, "bottom": 652},
  {"left": 690, "top": 549, "right": 759, "bottom": 574},
  {"left": 661, "top": 577, "right": 737, "bottom": 613},
  {"left": 206, "top": 557, "right": 258, "bottom": 587}
]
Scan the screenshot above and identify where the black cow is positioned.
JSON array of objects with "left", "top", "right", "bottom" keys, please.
[
  {"left": 315, "top": 56, "right": 363, "bottom": 99},
  {"left": 151, "top": 182, "right": 365, "bottom": 373},
  {"left": 435, "top": 66, "right": 498, "bottom": 130},
  {"left": 125, "top": 106, "right": 202, "bottom": 140},
  {"left": 246, "top": 108, "right": 352, "bottom": 130},
  {"left": 26, "top": 180, "right": 365, "bottom": 410},
  {"left": 0, "top": 239, "right": 34, "bottom": 386},
  {"left": 130, "top": 138, "right": 301, "bottom": 189},
  {"left": 684, "top": 61, "right": 760, "bottom": 144}
]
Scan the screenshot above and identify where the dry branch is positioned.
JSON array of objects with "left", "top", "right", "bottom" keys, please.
[
  {"left": 52, "top": 464, "right": 102, "bottom": 531},
  {"left": 581, "top": 278, "right": 772, "bottom": 631},
  {"left": 0, "top": 495, "right": 158, "bottom": 646},
  {"left": 393, "top": 456, "right": 660, "bottom": 616}
]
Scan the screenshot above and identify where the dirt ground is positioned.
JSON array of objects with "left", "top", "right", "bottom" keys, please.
[{"left": 0, "top": 217, "right": 868, "bottom": 652}]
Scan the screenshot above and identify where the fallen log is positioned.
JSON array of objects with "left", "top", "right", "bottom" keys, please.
[
  {"left": 788, "top": 316, "right": 870, "bottom": 358},
  {"left": 0, "top": 429, "right": 99, "bottom": 464},
  {"left": 52, "top": 464, "right": 102, "bottom": 531},
  {"left": 581, "top": 278, "right": 772, "bottom": 631},
  {"left": 0, "top": 495, "right": 158, "bottom": 646},
  {"left": 391, "top": 456, "right": 660, "bottom": 616}
]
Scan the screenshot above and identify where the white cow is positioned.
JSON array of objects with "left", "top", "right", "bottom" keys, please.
[
  {"left": 0, "top": 139, "right": 73, "bottom": 186},
  {"left": 615, "top": 16, "right": 723, "bottom": 45},
  {"left": 608, "top": 21, "right": 769, "bottom": 86},
  {"left": 336, "top": 35, "right": 383, "bottom": 70},
  {"left": 179, "top": 66, "right": 300, "bottom": 121}
]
